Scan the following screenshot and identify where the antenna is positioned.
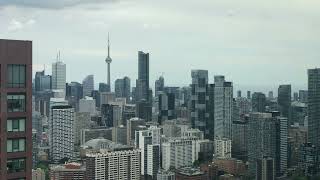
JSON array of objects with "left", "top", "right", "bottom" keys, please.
[
  {"left": 107, "top": 32, "right": 110, "bottom": 58},
  {"left": 43, "top": 64, "right": 46, "bottom": 73},
  {"left": 58, "top": 50, "right": 61, "bottom": 61}
]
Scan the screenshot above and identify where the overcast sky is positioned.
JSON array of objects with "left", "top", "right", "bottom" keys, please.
[{"left": 0, "top": 0, "right": 319, "bottom": 93}]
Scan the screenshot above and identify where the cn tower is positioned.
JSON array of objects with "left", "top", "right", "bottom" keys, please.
[{"left": 105, "top": 33, "right": 112, "bottom": 90}]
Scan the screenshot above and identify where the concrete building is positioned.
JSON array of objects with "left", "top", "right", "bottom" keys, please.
[
  {"left": 214, "top": 75, "right": 233, "bottom": 139},
  {"left": 308, "top": 68, "right": 320, "bottom": 153},
  {"left": 100, "top": 92, "right": 115, "bottom": 107},
  {"left": 115, "top": 76, "right": 131, "bottom": 103},
  {"left": 105, "top": 34, "right": 112, "bottom": 90},
  {"left": 289, "top": 101, "right": 307, "bottom": 125},
  {"left": 232, "top": 119, "right": 248, "bottom": 161},
  {"left": 0, "top": 39, "right": 32, "bottom": 179},
  {"left": 86, "top": 148, "right": 141, "bottom": 180},
  {"left": 112, "top": 125, "right": 127, "bottom": 145},
  {"left": 49, "top": 163, "right": 86, "bottom": 180},
  {"left": 175, "top": 167, "right": 207, "bottom": 180},
  {"left": 32, "top": 168, "right": 46, "bottom": 180},
  {"left": 214, "top": 137, "right": 232, "bottom": 159},
  {"left": 52, "top": 60, "right": 66, "bottom": 95},
  {"left": 212, "top": 158, "right": 246, "bottom": 176},
  {"left": 288, "top": 124, "right": 307, "bottom": 168},
  {"left": 74, "top": 112, "right": 91, "bottom": 146},
  {"left": 82, "top": 74, "right": 94, "bottom": 97},
  {"left": 49, "top": 99, "right": 75, "bottom": 163},
  {"left": 127, "top": 117, "right": 146, "bottom": 145},
  {"left": 299, "top": 90, "right": 308, "bottom": 103},
  {"left": 256, "top": 157, "right": 275, "bottom": 180},
  {"left": 190, "top": 70, "right": 209, "bottom": 136},
  {"left": 157, "top": 170, "right": 175, "bottom": 180}
]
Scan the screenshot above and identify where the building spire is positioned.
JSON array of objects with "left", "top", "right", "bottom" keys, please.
[{"left": 107, "top": 32, "right": 110, "bottom": 58}]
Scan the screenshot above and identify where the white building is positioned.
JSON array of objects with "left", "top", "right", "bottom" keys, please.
[
  {"left": 49, "top": 97, "right": 75, "bottom": 163},
  {"left": 86, "top": 148, "right": 141, "bottom": 180},
  {"left": 79, "top": 96, "right": 96, "bottom": 115},
  {"left": 135, "top": 126, "right": 161, "bottom": 178},
  {"left": 52, "top": 61, "right": 66, "bottom": 95},
  {"left": 82, "top": 75, "right": 94, "bottom": 97},
  {"left": 214, "top": 137, "right": 232, "bottom": 159}
]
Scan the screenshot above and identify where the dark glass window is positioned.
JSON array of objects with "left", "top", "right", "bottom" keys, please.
[
  {"left": 7, "top": 64, "right": 26, "bottom": 88},
  {"left": 7, "top": 158, "right": 26, "bottom": 173},
  {"left": 7, "top": 138, "right": 26, "bottom": 152},
  {"left": 7, "top": 118, "right": 26, "bottom": 132},
  {"left": 7, "top": 94, "right": 26, "bottom": 112}
]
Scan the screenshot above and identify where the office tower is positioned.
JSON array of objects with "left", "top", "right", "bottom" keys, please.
[
  {"left": 115, "top": 76, "right": 131, "bottom": 102},
  {"left": 289, "top": 101, "right": 307, "bottom": 125},
  {"left": 136, "top": 100, "right": 152, "bottom": 121},
  {"left": 52, "top": 60, "right": 66, "bottom": 94},
  {"left": 214, "top": 137, "right": 232, "bottom": 159},
  {"left": 99, "top": 82, "right": 109, "bottom": 93},
  {"left": 252, "top": 92, "right": 266, "bottom": 112},
  {"left": 100, "top": 92, "right": 115, "bottom": 107},
  {"left": 190, "top": 70, "right": 209, "bottom": 136},
  {"left": 136, "top": 51, "right": 150, "bottom": 102},
  {"left": 82, "top": 75, "right": 94, "bottom": 97},
  {"left": 232, "top": 119, "right": 248, "bottom": 161},
  {"left": 155, "top": 76, "right": 165, "bottom": 97},
  {"left": 235, "top": 97, "right": 251, "bottom": 117},
  {"left": 278, "top": 84, "right": 291, "bottom": 118},
  {"left": 123, "top": 104, "right": 136, "bottom": 122},
  {"left": 49, "top": 98, "right": 75, "bottom": 163},
  {"left": 105, "top": 34, "right": 112, "bottom": 90},
  {"left": 247, "top": 91, "right": 251, "bottom": 99},
  {"left": 268, "top": 91, "right": 274, "bottom": 100},
  {"left": 112, "top": 126, "right": 127, "bottom": 145},
  {"left": 0, "top": 39, "right": 32, "bottom": 179},
  {"left": 35, "top": 70, "right": 51, "bottom": 92},
  {"left": 101, "top": 104, "right": 121, "bottom": 127},
  {"left": 79, "top": 96, "right": 96, "bottom": 115},
  {"left": 158, "top": 92, "right": 175, "bottom": 124},
  {"left": 214, "top": 75, "right": 233, "bottom": 139},
  {"left": 248, "top": 113, "right": 276, "bottom": 175},
  {"left": 135, "top": 126, "right": 161, "bottom": 178},
  {"left": 127, "top": 118, "right": 146, "bottom": 145},
  {"left": 237, "top": 90, "right": 241, "bottom": 98},
  {"left": 49, "top": 163, "right": 86, "bottom": 180},
  {"left": 299, "top": 90, "right": 308, "bottom": 103},
  {"left": 207, "top": 84, "right": 215, "bottom": 139},
  {"left": 35, "top": 70, "right": 45, "bottom": 91},
  {"left": 86, "top": 148, "right": 141, "bottom": 180},
  {"left": 74, "top": 112, "right": 91, "bottom": 146},
  {"left": 308, "top": 68, "right": 320, "bottom": 152},
  {"left": 256, "top": 157, "right": 275, "bottom": 180},
  {"left": 66, "top": 82, "right": 83, "bottom": 100},
  {"left": 293, "top": 92, "right": 299, "bottom": 101}
]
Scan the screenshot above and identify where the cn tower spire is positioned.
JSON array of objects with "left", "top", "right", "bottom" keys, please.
[{"left": 105, "top": 33, "right": 112, "bottom": 91}]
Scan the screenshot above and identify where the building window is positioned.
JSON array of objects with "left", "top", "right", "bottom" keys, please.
[
  {"left": 7, "top": 158, "right": 26, "bottom": 173},
  {"left": 7, "top": 118, "right": 26, "bottom": 132},
  {"left": 7, "top": 94, "right": 26, "bottom": 112},
  {"left": 7, "top": 138, "right": 26, "bottom": 152},
  {"left": 7, "top": 64, "right": 26, "bottom": 88}
]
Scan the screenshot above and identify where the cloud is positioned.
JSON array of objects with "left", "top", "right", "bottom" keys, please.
[
  {"left": 0, "top": 0, "right": 117, "bottom": 9},
  {"left": 7, "top": 18, "right": 36, "bottom": 31}
]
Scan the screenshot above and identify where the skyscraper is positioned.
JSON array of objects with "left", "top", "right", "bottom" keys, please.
[
  {"left": 105, "top": 34, "right": 112, "bottom": 91},
  {"left": 190, "top": 70, "right": 209, "bottom": 136},
  {"left": 115, "top": 76, "right": 131, "bottom": 103},
  {"left": 308, "top": 68, "right": 320, "bottom": 152},
  {"left": 214, "top": 75, "right": 233, "bottom": 139},
  {"left": 82, "top": 75, "right": 94, "bottom": 97},
  {"left": 52, "top": 58, "right": 66, "bottom": 94},
  {"left": 0, "top": 39, "right": 32, "bottom": 179},
  {"left": 158, "top": 92, "right": 175, "bottom": 124},
  {"left": 155, "top": 76, "right": 165, "bottom": 97},
  {"left": 278, "top": 84, "right": 291, "bottom": 118},
  {"left": 252, "top": 92, "right": 266, "bottom": 113},
  {"left": 136, "top": 51, "right": 150, "bottom": 102}
]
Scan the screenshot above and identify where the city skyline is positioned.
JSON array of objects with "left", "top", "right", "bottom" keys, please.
[{"left": 0, "top": 0, "right": 319, "bottom": 92}]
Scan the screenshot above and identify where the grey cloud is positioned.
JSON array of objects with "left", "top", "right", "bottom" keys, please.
[{"left": 0, "top": 0, "right": 117, "bottom": 9}]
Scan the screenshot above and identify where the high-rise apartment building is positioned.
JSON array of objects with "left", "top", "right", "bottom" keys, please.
[
  {"left": 82, "top": 75, "right": 94, "bottom": 97},
  {"left": 308, "top": 68, "right": 320, "bottom": 152},
  {"left": 0, "top": 39, "right": 32, "bottom": 179},
  {"left": 190, "top": 70, "right": 209, "bottom": 136},
  {"left": 214, "top": 75, "right": 233, "bottom": 139}
]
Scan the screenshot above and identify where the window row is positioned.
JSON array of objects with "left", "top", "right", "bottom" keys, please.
[
  {"left": 7, "top": 138, "right": 26, "bottom": 153},
  {"left": 7, "top": 158, "right": 26, "bottom": 173},
  {"left": 7, "top": 64, "right": 26, "bottom": 88},
  {"left": 7, "top": 94, "right": 26, "bottom": 112},
  {"left": 7, "top": 118, "right": 25, "bottom": 132}
]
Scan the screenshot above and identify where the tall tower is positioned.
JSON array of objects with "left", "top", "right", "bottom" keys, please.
[{"left": 105, "top": 34, "right": 112, "bottom": 91}]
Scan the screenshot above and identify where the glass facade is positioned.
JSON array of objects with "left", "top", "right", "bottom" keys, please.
[
  {"left": 7, "top": 94, "right": 26, "bottom": 112},
  {"left": 7, "top": 64, "right": 26, "bottom": 88}
]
